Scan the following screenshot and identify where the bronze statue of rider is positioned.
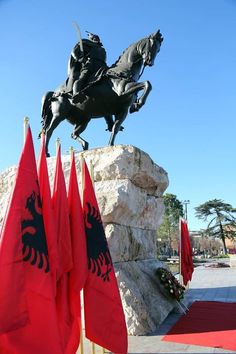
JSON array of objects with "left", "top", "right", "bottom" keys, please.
[{"left": 66, "top": 30, "right": 107, "bottom": 103}]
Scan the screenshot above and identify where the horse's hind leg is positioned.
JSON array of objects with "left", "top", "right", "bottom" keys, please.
[
  {"left": 72, "top": 119, "right": 91, "bottom": 150},
  {"left": 45, "top": 114, "right": 64, "bottom": 157},
  {"left": 104, "top": 115, "right": 124, "bottom": 132},
  {"left": 104, "top": 115, "right": 114, "bottom": 131},
  {"left": 108, "top": 112, "right": 127, "bottom": 146}
]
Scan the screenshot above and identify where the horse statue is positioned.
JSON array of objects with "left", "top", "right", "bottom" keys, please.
[{"left": 41, "top": 30, "right": 163, "bottom": 156}]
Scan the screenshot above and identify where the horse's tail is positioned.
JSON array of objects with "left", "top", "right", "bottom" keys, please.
[{"left": 39, "top": 91, "right": 54, "bottom": 137}]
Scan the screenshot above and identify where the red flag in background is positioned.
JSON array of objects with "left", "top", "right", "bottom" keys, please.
[
  {"left": 0, "top": 127, "right": 62, "bottom": 354},
  {"left": 52, "top": 144, "right": 73, "bottom": 351},
  {"left": 82, "top": 159, "right": 128, "bottom": 354},
  {"left": 65, "top": 152, "right": 88, "bottom": 354},
  {"left": 37, "top": 133, "right": 58, "bottom": 295},
  {"left": 180, "top": 219, "right": 194, "bottom": 286}
]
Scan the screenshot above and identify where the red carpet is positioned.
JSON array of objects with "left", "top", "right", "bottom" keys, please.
[{"left": 162, "top": 301, "right": 236, "bottom": 351}]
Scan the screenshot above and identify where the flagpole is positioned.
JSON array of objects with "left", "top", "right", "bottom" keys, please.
[
  {"left": 175, "top": 299, "right": 187, "bottom": 314},
  {"left": 56, "top": 137, "right": 60, "bottom": 152},
  {"left": 79, "top": 322, "right": 84, "bottom": 354},
  {"left": 179, "top": 217, "right": 183, "bottom": 286},
  {"left": 89, "top": 160, "right": 94, "bottom": 186},
  {"left": 91, "top": 341, "right": 95, "bottom": 354},
  {"left": 184, "top": 218, "right": 190, "bottom": 291},
  {"left": 80, "top": 154, "right": 85, "bottom": 207},
  {"left": 69, "top": 146, "right": 74, "bottom": 160},
  {"left": 70, "top": 147, "right": 85, "bottom": 354},
  {"left": 79, "top": 153, "right": 85, "bottom": 354},
  {"left": 88, "top": 159, "right": 96, "bottom": 354},
  {"left": 23, "top": 116, "right": 29, "bottom": 142}
]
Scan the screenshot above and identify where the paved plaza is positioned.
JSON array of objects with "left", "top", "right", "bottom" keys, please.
[{"left": 79, "top": 260, "right": 236, "bottom": 354}]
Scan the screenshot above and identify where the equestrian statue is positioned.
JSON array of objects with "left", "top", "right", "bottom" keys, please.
[{"left": 40, "top": 29, "right": 164, "bottom": 156}]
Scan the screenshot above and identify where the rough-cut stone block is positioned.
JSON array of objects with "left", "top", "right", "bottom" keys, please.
[
  {"left": 114, "top": 260, "right": 175, "bottom": 335},
  {"left": 0, "top": 166, "right": 18, "bottom": 225},
  {"left": 105, "top": 224, "right": 157, "bottom": 262},
  {"left": 71, "top": 145, "right": 169, "bottom": 196},
  {"left": 96, "top": 179, "right": 165, "bottom": 229}
]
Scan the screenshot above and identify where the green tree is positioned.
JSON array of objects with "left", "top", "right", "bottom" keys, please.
[
  {"left": 157, "top": 193, "right": 184, "bottom": 255},
  {"left": 195, "top": 199, "right": 236, "bottom": 254}
]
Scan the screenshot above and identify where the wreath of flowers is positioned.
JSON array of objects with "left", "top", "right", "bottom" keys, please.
[{"left": 156, "top": 267, "right": 185, "bottom": 302}]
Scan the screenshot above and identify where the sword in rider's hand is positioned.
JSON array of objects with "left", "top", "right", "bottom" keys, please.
[{"left": 72, "top": 21, "right": 84, "bottom": 55}]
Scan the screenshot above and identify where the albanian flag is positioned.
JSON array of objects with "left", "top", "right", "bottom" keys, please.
[
  {"left": 180, "top": 219, "right": 194, "bottom": 286},
  {"left": 65, "top": 152, "right": 88, "bottom": 354},
  {"left": 37, "top": 132, "right": 58, "bottom": 296},
  {"left": 82, "top": 159, "right": 127, "bottom": 354},
  {"left": 0, "top": 127, "right": 62, "bottom": 354},
  {"left": 52, "top": 144, "right": 73, "bottom": 351}
]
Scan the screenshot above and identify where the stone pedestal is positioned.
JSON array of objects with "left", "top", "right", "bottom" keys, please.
[{"left": 0, "top": 145, "right": 176, "bottom": 335}]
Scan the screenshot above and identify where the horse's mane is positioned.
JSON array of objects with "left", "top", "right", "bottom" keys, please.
[{"left": 110, "top": 37, "right": 148, "bottom": 68}]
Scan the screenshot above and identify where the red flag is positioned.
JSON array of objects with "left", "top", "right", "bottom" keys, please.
[
  {"left": 180, "top": 219, "right": 194, "bottom": 286},
  {"left": 0, "top": 127, "right": 63, "bottom": 354},
  {"left": 52, "top": 145, "right": 73, "bottom": 351},
  {"left": 52, "top": 145, "right": 73, "bottom": 278},
  {"left": 65, "top": 152, "right": 88, "bottom": 354},
  {"left": 37, "top": 133, "right": 58, "bottom": 295},
  {"left": 82, "top": 159, "right": 127, "bottom": 354}
]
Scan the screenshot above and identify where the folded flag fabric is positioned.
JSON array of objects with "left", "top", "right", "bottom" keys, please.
[
  {"left": 52, "top": 144, "right": 73, "bottom": 351},
  {"left": 65, "top": 152, "right": 88, "bottom": 354},
  {"left": 37, "top": 133, "right": 58, "bottom": 296},
  {"left": 0, "top": 127, "right": 63, "bottom": 354},
  {"left": 82, "top": 159, "right": 128, "bottom": 354},
  {"left": 180, "top": 219, "right": 194, "bottom": 285}
]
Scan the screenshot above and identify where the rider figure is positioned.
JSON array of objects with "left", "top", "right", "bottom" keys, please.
[{"left": 68, "top": 31, "right": 107, "bottom": 103}]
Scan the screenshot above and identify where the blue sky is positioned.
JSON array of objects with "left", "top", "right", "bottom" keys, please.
[{"left": 0, "top": 0, "right": 235, "bottom": 231}]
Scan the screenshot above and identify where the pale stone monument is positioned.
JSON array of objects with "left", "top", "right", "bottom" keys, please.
[{"left": 0, "top": 145, "right": 176, "bottom": 335}]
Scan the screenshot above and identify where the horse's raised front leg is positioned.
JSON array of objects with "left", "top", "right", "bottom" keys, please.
[
  {"left": 45, "top": 114, "right": 64, "bottom": 157},
  {"left": 122, "top": 80, "right": 152, "bottom": 113},
  {"left": 71, "top": 119, "right": 91, "bottom": 150}
]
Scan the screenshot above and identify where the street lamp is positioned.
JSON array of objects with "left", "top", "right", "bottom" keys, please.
[{"left": 182, "top": 200, "right": 190, "bottom": 221}]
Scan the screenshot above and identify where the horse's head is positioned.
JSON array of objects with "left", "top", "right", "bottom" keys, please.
[{"left": 140, "top": 30, "right": 164, "bottom": 67}]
